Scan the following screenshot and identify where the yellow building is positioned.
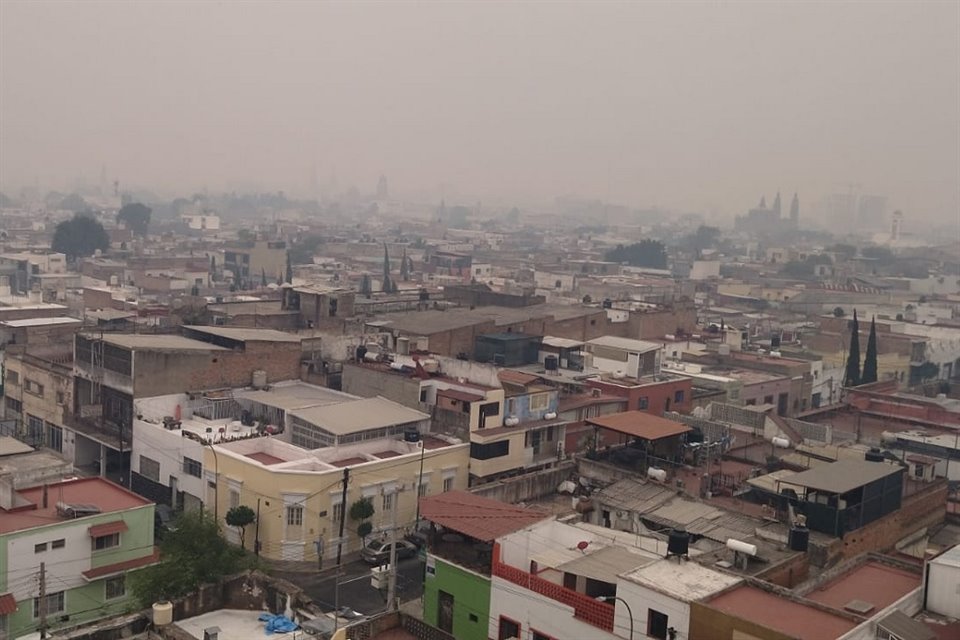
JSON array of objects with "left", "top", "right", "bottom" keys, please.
[{"left": 131, "top": 382, "right": 469, "bottom": 563}]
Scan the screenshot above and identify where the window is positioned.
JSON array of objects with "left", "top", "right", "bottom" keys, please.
[
  {"left": 647, "top": 608, "right": 669, "bottom": 640},
  {"left": 914, "top": 464, "right": 925, "bottom": 478},
  {"left": 35, "top": 542, "right": 47, "bottom": 553},
  {"left": 498, "top": 617, "right": 521, "bottom": 640},
  {"left": 46, "top": 424, "right": 63, "bottom": 453},
  {"left": 105, "top": 575, "right": 125, "bottom": 600},
  {"left": 229, "top": 489, "right": 241, "bottom": 510},
  {"left": 182, "top": 457, "right": 202, "bottom": 478},
  {"left": 382, "top": 492, "right": 394, "bottom": 511},
  {"left": 442, "top": 476, "right": 454, "bottom": 492},
  {"left": 56, "top": 391, "right": 65, "bottom": 405},
  {"left": 93, "top": 533, "right": 120, "bottom": 551},
  {"left": 470, "top": 440, "right": 509, "bottom": 460},
  {"left": 529, "top": 393, "right": 549, "bottom": 412},
  {"left": 7, "top": 370, "right": 18, "bottom": 385},
  {"left": 286, "top": 505, "right": 303, "bottom": 527},
  {"left": 418, "top": 482, "right": 428, "bottom": 498},
  {"left": 51, "top": 539, "right": 65, "bottom": 549},
  {"left": 34, "top": 591, "right": 64, "bottom": 618},
  {"left": 140, "top": 456, "right": 160, "bottom": 482},
  {"left": 763, "top": 395, "right": 774, "bottom": 405},
  {"left": 419, "top": 388, "right": 428, "bottom": 403},
  {"left": 331, "top": 502, "right": 344, "bottom": 523},
  {"left": 674, "top": 390, "right": 685, "bottom": 404},
  {"left": 27, "top": 414, "right": 43, "bottom": 442},
  {"left": 532, "top": 632, "right": 555, "bottom": 640},
  {"left": 638, "top": 397, "right": 649, "bottom": 410},
  {"left": 5, "top": 397, "right": 22, "bottom": 414},
  {"left": 24, "top": 379, "right": 44, "bottom": 397}
]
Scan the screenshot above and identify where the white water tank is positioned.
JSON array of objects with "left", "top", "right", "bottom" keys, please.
[
  {"left": 543, "top": 412, "right": 558, "bottom": 420},
  {"left": 504, "top": 417, "right": 520, "bottom": 427},
  {"left": 153, "top": 601, "right": 174, "bottom": 626},
  {"left": 420, "top": 359, "right": 440, "bottom": 373},
  {"left": 726, "top": 538, "right": 757, "bottom": 556},
  {"left": 647, "top": 467, "right": 667, "bottom": 482},
  {"left": 771, "top": 436, "right": 791, "bottom": 448},
  {"left": 252, "top": 370, "right": 267, "bottom": 390}
]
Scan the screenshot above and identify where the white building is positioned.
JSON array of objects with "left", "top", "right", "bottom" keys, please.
[{"left": 924, "top": 544, "right": 960, "bottom": 618}]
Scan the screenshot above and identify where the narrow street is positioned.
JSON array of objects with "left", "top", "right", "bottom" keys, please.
[{"left": 273, "top": 556, "right": 425, "bottom": 619}]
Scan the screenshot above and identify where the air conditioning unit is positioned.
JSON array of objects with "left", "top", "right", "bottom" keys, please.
[{"left": 591, "top": 388, "right": 601, "bottom": 398}]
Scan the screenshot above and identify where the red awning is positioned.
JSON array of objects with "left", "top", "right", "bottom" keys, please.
[
  {"left": 88, "top": 520, "right": 129, "bottom": 537},
  {"left": 0, "top": 592, "right": 18, "bottom": 615},
  {"left": 82, "top": 549, "right": 160, "bottom": 580}
]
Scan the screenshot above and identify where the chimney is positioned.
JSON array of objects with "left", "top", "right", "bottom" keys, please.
[{"left": 42, "top": 484, "right": 49, "bottom": 509}]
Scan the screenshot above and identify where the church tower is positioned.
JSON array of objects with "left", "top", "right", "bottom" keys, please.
[{"left": 789, "top": 193, "right": 800, "bottom": 229}]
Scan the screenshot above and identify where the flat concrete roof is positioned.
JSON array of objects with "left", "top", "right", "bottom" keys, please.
[
  {"left": 780, "top": 460, "right": 903, "bottom": 495},
  {"left": 90, "top": 333, "right": 228, "bottom": 351},
  {"left": 707, "top": 585, "right": 857, "bottom": 639},
  {"left": 621, "top": 558, "right": 742, "bottom": 602},
  {"left": 289, "top": 397, "right": 429, "bottom": 435},
  {"left": 804, "top": 560, "right": 920, "bottom": 613},
  {"left": 0, "top": 317, "right": 81, "bottom": 328},
  {"left": 0, "top": 435, "right": 35, "bottom": 456},
  {"left": 183, "top": 325, "right": 302, "bottom": 343},
  {"left": 586, "top": 335, "right": 662, "bottom": 353},
  {"left": 238, "top": 383, "right": 354, "bottom": 411},
  {"left": 556, "top": 546, "right": 655, "bottom": 584}
]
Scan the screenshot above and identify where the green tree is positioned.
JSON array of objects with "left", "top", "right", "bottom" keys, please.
[
  {"left": 684, "top": 225, "right": 721, "bottom": 257},
  {"left": 360, "top": 274, "right": 372, "bottom": 297},
  {"left": 58, "top": 193, "right": 88, "bottom": 212},
  {"left": 382, "top": 243, "right": 392, "bottom": 293},
  {"left": 225, "top": 505, "right": 256, "bottom": 550},
  {"left": 833, "top": 306, "right": 846, "bottom": 318},
  {"left": 400, "top": 248, "right": 410, "bottom": 281},
  {"left": 349, "top": 497, "right": 375, "bottom": 544},
  {"left": 237, "top": 228, "right": 256, "bottom": 243},
  {"left": 862, "top": 245, "right": 895, "bottom": 264},
  {"left": 604, "top": 240, "right": 668, "bottom": 269},
  {"left": 861, "top": 317, "right": 879, "bottom": 384},
  {"left": 261, "top": 268, "right": 268, "bottom": 288},
  {"left": 913, "top": 362, "right": 939, "bottom": 383},
  {"left": 285, "top": 251, "right": 293, "bottom": 283},
  {"left": 844, "top": 309, "right": 862, "bottom": 387},
  {"left": 129, "top": 510, "right": 252, "bottom": 605},
  {"left": 52, "top": 214, "right": 110, "bottom": 260},
  {"left": 116, "top": 202, "right": 152, "bottom": 236}
]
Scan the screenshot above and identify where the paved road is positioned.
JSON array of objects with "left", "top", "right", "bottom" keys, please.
[{"left": 274, "top": 556, "right": 425, "bottom": 618}]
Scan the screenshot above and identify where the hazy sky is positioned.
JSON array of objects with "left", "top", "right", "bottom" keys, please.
[{"left": 1, "top": 1, "right": 958, "bottom": 223}]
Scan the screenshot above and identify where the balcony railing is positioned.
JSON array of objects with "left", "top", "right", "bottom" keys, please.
[{"left": 492, "top": 560, "right": 614, "bottom": 633}]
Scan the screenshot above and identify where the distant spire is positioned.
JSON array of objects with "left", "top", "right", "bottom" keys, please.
[
  {"left": 790, "top": 193, "right": 800, "bottom": 225},
  {"left": 759, "top": 196, "right": 767, "bottom": 209},
  {"left": 772, "top": 191, "right": 782, "bottom": 216}
]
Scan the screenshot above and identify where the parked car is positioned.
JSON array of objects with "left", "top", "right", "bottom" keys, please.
[
  {"left": 154, "top": 504, "right": 177, "bottom": 538},
  {"left": 360, "top": 539, "right": 417, "bottom": 565}
]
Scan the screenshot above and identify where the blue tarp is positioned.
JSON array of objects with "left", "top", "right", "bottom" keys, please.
[{"left": 258, "top": 613, "right": 299, "bottom": 635}]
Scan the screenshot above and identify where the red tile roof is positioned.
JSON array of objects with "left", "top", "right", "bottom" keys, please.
[
  {"left": 586, "top": 411, "right": 692, "bottom": 441},
  {"left": 418, "top": 491, "right": 549, "bottom": 542},
  {"left": 82, "top": 549, "right": 160, "bottom": 580},
  {"left": 88, "top": 520, "right": 129, "bottom": 537},
  {"left": 0, "top": 592, "right": 17, "bottom": 615}
]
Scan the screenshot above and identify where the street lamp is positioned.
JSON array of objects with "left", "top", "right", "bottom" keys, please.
[
  {"left": 596, "top": 595, "right": 633, "bottom": 640},
  {"left": 204, "top": 440, "right": 220, "bottom": 521}
]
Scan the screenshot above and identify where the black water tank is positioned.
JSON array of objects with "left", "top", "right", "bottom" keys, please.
[
  {"left": 544, "top": 355, "right": 559, "bottom": 371},
  {"left": 865, "top": 448, "right": 884, "bottom": 463},
  {"left": 667, "top": 528, "right": 690, "bottom": 557},
  {"left": 788, "top": 524, "right": 809, "bottom": 552},
  {"left": 403, "top": 429, "right": 421, "bottom": 443},
  {"left": 356, "top": 345, "right": 368, "bottom": 362}
]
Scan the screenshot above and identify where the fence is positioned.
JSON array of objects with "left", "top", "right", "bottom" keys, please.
[
  {"left": 783, "top": 417, "right": 831, "bottom": 444},
  {"left": 709, "top": 402, "right": 766, "bottom": 431},
  {"left": 492, "top": 559, "right": 615, "bottom": 632},
  {"left": 470, "top": 461, "right": 575, "bottom": 503}
]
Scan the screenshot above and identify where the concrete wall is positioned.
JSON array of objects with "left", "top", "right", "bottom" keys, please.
[
  {"left": 422, "top": 557, "right": 490, "bottom": 640},
  {"left": 341, "top": 363, "right": 422, "bottom": 408},
  {"left": 926, "top": 551, "right": 960, "bottom": 617},
  {"left": 689, "top": 601, "right": 796, "bottom": 640},
  {"left": 616, "top": 579, "right": 691, "bottom": 640},
  {"left": 469, "top": 461, "right": 575, "bottom": 503},
  {"left": 488, "top": 575, "right": 617, "bottom": 640}
]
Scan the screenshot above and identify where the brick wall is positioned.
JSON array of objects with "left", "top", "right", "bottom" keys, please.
[{"left": 757, "top": 551, "right": 810, "bottom": 588}]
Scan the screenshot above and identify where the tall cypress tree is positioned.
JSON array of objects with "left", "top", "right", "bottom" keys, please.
[
  {"left": 382, "top": 243, "right": 392, "bottom": 293},
  {"left": 861, "top": 316, "right": 879, "bottom": 384},
  {"left": 844, "top": 309, "right": 862, "bottom": 387}
]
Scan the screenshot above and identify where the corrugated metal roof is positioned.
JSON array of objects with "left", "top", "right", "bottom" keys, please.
[
  {"left": 587, "top": 411, "right": 691, "bottom": 440},
  {"left": 289, "top": 397, "right": 429, "bottom": 435},
  {"left": 876, "top": 610, "right": 936, "bottom": 640},
  {"left": 781, "top": 460, "right": 903, "bottom": 494},
  {"left": 556, "top": 546, "right": 655, "bottom": 583}
]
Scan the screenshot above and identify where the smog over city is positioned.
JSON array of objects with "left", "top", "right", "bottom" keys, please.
[{"left": 0, "top": 3, "right": 959, "bottom": 639}]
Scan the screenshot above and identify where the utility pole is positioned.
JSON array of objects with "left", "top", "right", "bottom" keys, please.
[
  {"left": 254, "top": 498, "right": 261, "bottom": 556},
  {"left": 38, "top": 562, "right": 47, "bottom": 640},
  {"left": 386, "top": 493, "right": 399, "bottom": 611},
  {"left": 335, "top": 467, "right": 349, "bottom": 566}
]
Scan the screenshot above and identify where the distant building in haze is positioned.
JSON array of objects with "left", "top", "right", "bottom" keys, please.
[{"left": 734, "top": 190, "right": 799, "bottom": 234}]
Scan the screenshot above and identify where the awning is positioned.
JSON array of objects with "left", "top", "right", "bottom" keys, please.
[
  {"left": 88, "top": 520, "right": 129, "bottom": 538},
  {"left": 0, "top": 592, "right": 17, "bottom": 615},
  {"left": 82, "top": 549, "right": 160, "bottom": 581}
]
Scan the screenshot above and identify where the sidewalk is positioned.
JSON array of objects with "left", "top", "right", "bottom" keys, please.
[{"left": 261, "top": 549, "right": 364, "bottom": 575}]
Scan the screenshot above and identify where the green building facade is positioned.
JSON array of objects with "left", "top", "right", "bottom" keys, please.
[{"left": 423, "top": 555, "right": 491, "bottom": 640}]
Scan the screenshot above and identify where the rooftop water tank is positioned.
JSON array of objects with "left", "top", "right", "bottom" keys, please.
[
  {"left": 788, "top": 524, "right": 809, "bottom": 552},
  {"left": 252, "top": 370, "right": 267, "bottom": 390},
  {"left": 647, "top": 467, "right": 667, "bottom": 482},
  {"left": 667, "top": 528, "right": 690, "bottom": 558},
  {"left": 153, "top": 601, "right": 173, "bottom": 626}
]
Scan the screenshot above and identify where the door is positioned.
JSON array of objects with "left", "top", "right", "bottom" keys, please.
[
  {"left": 438, "top": 591, "right": 454, "bottom": 634},
  {"left": 777, "top": 393, "right": 789, "bottom": 416}
]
